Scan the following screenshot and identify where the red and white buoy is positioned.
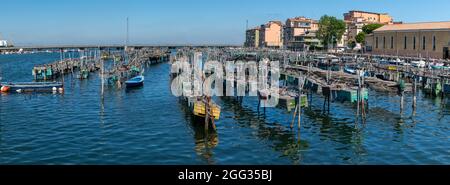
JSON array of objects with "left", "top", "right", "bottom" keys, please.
[{"left": 1, "top": 86, "right": 10, "bottom": 92}]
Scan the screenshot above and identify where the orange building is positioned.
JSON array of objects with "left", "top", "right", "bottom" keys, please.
[{"left": 259, "top": 21, "right": 283, "bottom": 48}]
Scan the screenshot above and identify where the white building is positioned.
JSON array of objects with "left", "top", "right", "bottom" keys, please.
[{"left": 0, "top": 40, "right": 8, "bottom": 47}]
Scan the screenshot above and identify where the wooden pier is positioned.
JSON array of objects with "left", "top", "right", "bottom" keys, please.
[{"left": 31, "top": 47, "right": 170, "bottom": 86}]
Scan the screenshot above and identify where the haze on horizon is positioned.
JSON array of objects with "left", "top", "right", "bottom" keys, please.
[{"left": 1, "top": 0, "right": 449, "bottom": 46}]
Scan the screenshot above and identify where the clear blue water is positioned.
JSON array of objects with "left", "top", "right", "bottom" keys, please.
[{"left": 0, "top": 53, "right": 449, "bottom": 164}]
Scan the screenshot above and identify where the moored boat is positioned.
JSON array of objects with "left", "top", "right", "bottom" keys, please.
[
  {"left": 344, "top": 67, "right": 356, "bottom": 75},
  {"left": 125, "top": 75, "right": 144, "bottom": 88},
  {"left": 411, "top": 60, "right": 426, "bottom": 68}
]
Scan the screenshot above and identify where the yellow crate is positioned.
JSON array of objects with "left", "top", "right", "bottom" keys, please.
[{"left": 193, "top": 102, "right": 221, "bottom": 120}]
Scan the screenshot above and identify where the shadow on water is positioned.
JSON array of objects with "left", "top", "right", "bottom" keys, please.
[
  {"left": 302, "top": 107, "right": 368, "bottom": 161},
  {"left": 176, "top": 97, "right": 219, "bottom": 165},
  {"left": 369, "top": 107, "right": 405, "bottom": 128},
  {"left": 424, "top": 95, "right": 450, "bottom": 121},
  {"left": 219, "top": 96, "right": 309, "bottom": 164},
  {"left": 125, "top": 86, "right": 144, "bottom": 93}
]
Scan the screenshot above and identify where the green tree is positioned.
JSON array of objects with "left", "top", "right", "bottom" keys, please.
[
  {"left": 355, "top": 32, "right": 366, "bottom": 44},
  {"left": 362, "top": 23, "right": 384, "bottom": 34},
  {"left": 317, "top": 15, "right": 346, "bottom": 49},
  {"left": 348, "top": 41, "right": 356, "bottom": 49}
]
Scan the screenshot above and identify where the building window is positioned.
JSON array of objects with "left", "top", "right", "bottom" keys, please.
[
  {"left": 413, "top": 37, "right": 416, "bottom": 50},
  {"left": 422, "top": 36, "right": 426, "bottom": 50},
  {"left": 391, "top": 36, "right": 394, "bottom": 49},
  {"left": 383, "top": 37, "right": 386, "bottom": 49},
  {"left": 376, "top": 37, "right": 378, "bottom": 48},
  {"left": 433, "top": 36, "right": 436, "bottom": 51},
  {"left": 404, "top": 36, "right": 407, "bottom": 49}
]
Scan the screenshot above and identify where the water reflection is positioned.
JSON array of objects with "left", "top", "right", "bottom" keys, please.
[
  {"left": 304, "top": 108, "right": 357, "bottom": 144},
  {"left": 303, "top": 100, "right": 369, "bottom": 163},
  {"left": 177, "top": 98, "right": 219, "bottom": 164},
  {"left": 219, "top": 96, "right": 309, "bottom": 164}
]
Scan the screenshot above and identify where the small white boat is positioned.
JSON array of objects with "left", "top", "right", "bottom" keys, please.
[
  {"left": 411, "top": 60, "right": 426, "bottom": 68},
  {"left": 389, "top": 58, "right": 404, "bottom": 65}
]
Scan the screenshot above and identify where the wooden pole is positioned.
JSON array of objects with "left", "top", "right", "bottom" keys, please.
[
  {"left": 356, "top": 70, "right": 360, "bottom": 124},
  {"left": 412, "top": 75, "right": 417, "bottom": 110},
  {"left": 290, "top": 104, "right": 298, "bottom": 129},
  {"left": 60, "top": 49, "right": 64, "bottom": 84},
  {"left": 361, "top": 69, "right": 366, "bottom": 119},
  {"left": 257, "top": 96, "right": 260, "bottom": 114},
  {"left": 263, "top": 99, "right": 266, "bottom": 115},
  {"left": 400, "top": 92, "right": 404, "bottom": 114},
  {"left": 441, "top": 77, "right": 446, "bottom": 108},
  {"left": 101, "top": 56, "right": 104, "bottom": 100},
  {"left": 298, "top": 94, "right": 301, "bottom": 132}
]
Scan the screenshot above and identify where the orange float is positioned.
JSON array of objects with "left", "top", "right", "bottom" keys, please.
[{"left": 1, "top": 86, "right": 10, "bottom": 92}]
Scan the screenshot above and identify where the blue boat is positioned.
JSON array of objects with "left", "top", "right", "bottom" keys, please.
[
  {"left": 344, "top": 66, "right": 369, "bottom": 77},
  {"left": 125, "top": 75, "right": 144, "bottom": 88}
]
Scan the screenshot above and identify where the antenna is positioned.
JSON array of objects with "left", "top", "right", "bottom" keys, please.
[
  {"left": 246, "top": 20, "right": 248, "bottom": 30},
  {"left": 126, "top": 17, "right": 129, "bottom": 47}
]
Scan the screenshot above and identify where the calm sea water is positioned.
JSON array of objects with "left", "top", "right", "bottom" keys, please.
[{"left": 0, "top": 53, "right": 449, "bottom": 164}]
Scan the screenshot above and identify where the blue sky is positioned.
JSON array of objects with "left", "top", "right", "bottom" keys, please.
[{"left": 1, "top": 0, "right": 449, "bottom": 45}]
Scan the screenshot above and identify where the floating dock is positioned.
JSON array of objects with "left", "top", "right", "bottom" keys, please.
[{"left": 0, "top": 82, "right": 63, "bottom": 93}]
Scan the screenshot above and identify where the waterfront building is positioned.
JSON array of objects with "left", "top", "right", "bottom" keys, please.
[
  {"left": 244, "top": 27, "right": 260, "bottom": 48},
  {"left": 259, "top": 21, "right": 283, "bottom": 48},
  {"left": 283, "top": 16, "right": 320, "bottom": 51},
  {"left": 365, "top": 21, "right": 450, "bottom": 59},
  {"left": 340, "top": 10, "right": 393, "bottom": 47}
]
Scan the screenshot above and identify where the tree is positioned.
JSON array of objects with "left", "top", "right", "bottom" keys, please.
[
  {"left": 355, "top": 32, "right": 366, "bottom": 44},
  {"left": 362, "top": 23, "right": 383, "bottom": 34},
  {"left": 317, "top": 15, "right": 346, "bottom": 49},
  {"left": 348, "top": 41, "right": 356, "bottom": 49}
]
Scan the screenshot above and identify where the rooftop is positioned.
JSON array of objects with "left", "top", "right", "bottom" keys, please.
[
  {"left": 346, "top": 10, "right": 389, "bottom": 15},
  {"left": 268, "top": 21, "right": 283, "bottom": 25},
  {"left": 287, "top": 16, "right": 316, "bottom": 22},
  {"left": 374, "top": 21, "right": 450, "bottom": 32},
  {"left": 246, "top": 26, "right": 260, "bottom": 31},
  {"left": 261, "top": 21, "right": 282, "bottom": 28}
]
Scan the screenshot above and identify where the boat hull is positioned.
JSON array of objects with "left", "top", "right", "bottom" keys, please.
[
  {"left": 125, "top": 81, "right": 144, "bottom": 88},
  {"left": 125, "top": 76, "right": 144, "bottom": 88}
]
